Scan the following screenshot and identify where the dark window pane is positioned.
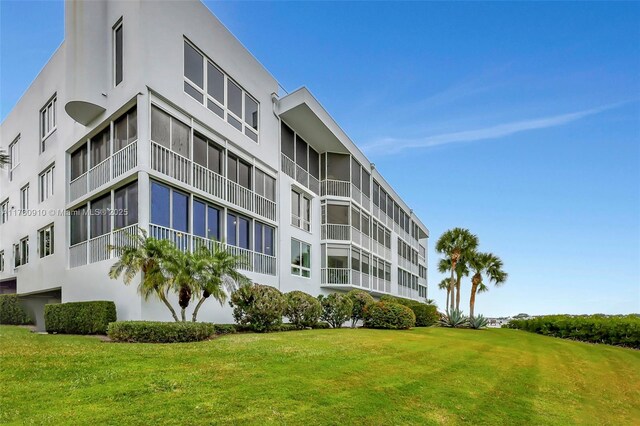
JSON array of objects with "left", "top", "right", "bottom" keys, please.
[
  {"left": 184, "top": 82, "right": 203, "bottom": 103},
  {"left": 91, "top": 194, "right": 110, "bottom": 237},
  {"left": 208, "top": 142, "right": 222, "bottom": 174},
  {"left": 172, "top": 191, "right": 189, "bottom": 232},
  {"left": 207, "top": 206, "right": 220, "bottom": 240},
  {"left": 114, "top": 114, "right": 127, "bottom": 152},
  {"left": 193, "top": 133, "right": 207, "bottom": 168},
  {"left": 291, "top": 240, "right": 301, "bottom": 266},
  {"left": 207, "top": 62, "right": 224, "bottom": 104},
  {"left": 226, "top": 213, "right": 237, "bottom": 246},
  {"left": 184, "top": 41, "right": 203, "bottom": 88},
  {"left": 362, "top": 170, "right": 370, "bottom": 197},
  {"left": 171, "top": 119, "right": 190, "bottom": 158},
  {"left": 244, "top": 127, "right": 258, "bottom": 142},
  {"left": 227, "top": 80, "right": 242, "bottom": 118},
  {"left": 90, "top": 128, "right": 110, "bottom": 167},
  {"left": 70, "top": 206, "right": 88, "bottom": 245},
  {"left": 127, "top": 108, "right": 137, "bottom": 143},
  {"left": 228, "top": 156, "right": 237, "bottom": 183},
  {"left": 264, "top": 175, "right": 275, "bottom": 201},
  {"left": 373, "top": 181, "right": 379, "bottom": 206},
  {"left": 327, "top": 204, "right": 349, "bottom": 225},
  {"left": 309, "top": 148, "right": 319, "bottom": 179},
  {"left": 238, "top": 160, "right": 251, "bottom": 190},
  {"left": 151, "top": 182, "right": 170, "bottom": 227},
  {"left": 71, "top": 145, "right": 87, "bottom": 180},
  {"left": 151, "top": 106, "right": 170, "bottom": 147},
  {"left": 227, "top": 114, "right": 242, "bottom": 131},
  {"left": 264, "top": 226, "right": 274, "bottom": 256},
  {"left": 327, "top": 153, "right": 350, "bottom": 181},
  {"left": 114, "top": 181, "right": 137, "bottom": 228},
  {"left": 244, "top": 94, "right": 258, "bottom": 130},
  {"left": 351, "top": 158, "right": 360, "bottom": 189},
  {"left": 281, "top": 122, "right": 295, "bottom": 159},
  {"left": 296, "top": 136, "right": 308, "bottom": 169},
  {"left": 193, "top": 200, "right": 206, "bottom": 237},
  {"left": 238, "top": 216, "right": 250, "bottom": 249},
  {"left": 115, "top": 25, "right": 123, "bottom": 85},
  {"left": 255, "top": 222, "right": 263, "bottom": 253},
  {"left": 207, "top": 99, "right": 224, "bottom": 118},
  {"left": 301, "top": 243, "right": 310, "bottom": 269}
]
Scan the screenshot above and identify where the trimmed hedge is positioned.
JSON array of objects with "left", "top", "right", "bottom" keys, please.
[
  {"left": 284, "top": 290, "right": 323, "bottom": 329},
  {"left": 108, "top": 321, "right": 215, "bottom": 343},
  {"left": 230, "top": 284, "right": 286, "bottom": 332},
  {"left": 45, "top": 301, "right": 116, "bottom": 334},
  {"left": 364, "top": 301, "right": 416, "bottom": 330},
  {"left": 506, "top": 315, "right": 640, "bottom": 349},
  {"left": 347, "top": 289, "right": 375, "bottom": 327},
  {"left": 318, "top": 293, "right": 353, "bottom": 328},
  {"left": 213, "top": 324, "right": 238, "bottom": 335},
  {"left": 380, "top": 295, "right": 438, "bottom": 327},
  {"left": 0, "top": 295, "right": 32, "bottom": 325}
]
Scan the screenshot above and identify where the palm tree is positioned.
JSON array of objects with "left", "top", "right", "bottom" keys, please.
[
  {"left": 191, "top": 244, "right": 251, "bottom": 322},
  {"left": 435, "top": 228, "right": 478, "bottom": 312},
  {"left": 0, "top": 149, "right": 9, "bottom": 169},
  {"left": 467, "top": 251, "right": 508, "bottom": 317},
  {"left": 109, "top": 229, "right": 180, "bottom": 321},
  {"left": 438, "top": 278, "right": 451, "bottom": 310},
  {"left": 438, "top": 256, "right": 469, "bottom": 311},
  {"left": 164, "top": 247, "right": 204, "bottom": 322}
]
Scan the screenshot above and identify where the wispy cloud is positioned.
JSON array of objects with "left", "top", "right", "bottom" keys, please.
[{"left": 363, "top": 104, "right": 619, "bottom": 155}]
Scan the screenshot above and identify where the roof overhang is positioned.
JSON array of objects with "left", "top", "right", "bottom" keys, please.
[{"left": 65, "top": 100, "right": 106, "bottom": 126}]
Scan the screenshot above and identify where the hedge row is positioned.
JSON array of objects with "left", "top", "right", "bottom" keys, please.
[
  {"left": 0, "top": 295, "right": 32, "bottom": 325},
  {"left": 505, "top": 315, "right": 640, "bottom": 349},
  {"left": 45, "top": 301, "right": 116, "bottom": 335},
  {"left": 364, "top": 302, "right": 415, "bottom": 329},
  {"left": 380, "top": 295, "right": 439, "bottom": 326},
  {"left": 108, "top": 321, "right": 216, "bottom": 343}
]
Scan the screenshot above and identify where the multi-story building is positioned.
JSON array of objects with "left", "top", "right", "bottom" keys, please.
[{"left": 0, "top": 0, "right": 429, "bottom": 329}]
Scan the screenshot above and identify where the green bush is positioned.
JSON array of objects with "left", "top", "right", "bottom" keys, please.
[
  {"left": 312, "top": 321, "right": 331, "bottom": 329},
  {"left": 0, "top": 295, "right": 32, "bottom": 325},
  {"left": 347, "top": 289, "right": 375, "bottom": 327},
  {"left": 284, "top": 290, "right": 322, "bottom": 329},
  {"left": 506, "top": 315, "right": 640, "bottom": 349},
  {"left": 229, "top": 284, "right": 286, "bottom": 332},
  {"left": 318, "top": 293, "right": 353, "bottom": 328},
  {"left": 213, "top": 324, "right": 238, "bottom": 335},
  {"left": 380, "top": 295, "right": 438, "bottom": 327},
  {"left": 108, "top": 321, "right": 215, "bottom": 343},
  {"left": 364, "top": 302, "right": 416, "bottom": 330},
  {"left": 45, "top": 301, "right": 116, "bottom": 334}
]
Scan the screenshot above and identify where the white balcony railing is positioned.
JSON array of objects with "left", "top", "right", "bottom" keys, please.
[
  {"left": 321, "top": 267, "right": 391, "bottom": 294},
  {"left": 321, "top": 224, "right": 351, "bottom": 240},
  {"left": 321, "top": 268, "right": 351, "bottom": 285},
  {"left": 321, "top": 179, "right": 350, "bottom": 198},
  {"left": 68, "top": 224, "right": 137, "bottom": 268},
  {"left": 281, "top": 153, "right": 320, "bottom": 195},
  {"left": 152, "top": 142, "right": 276, "bottom": 222},
  {"left": 69, "top": 141, "right": 138, "bottom": 202}
]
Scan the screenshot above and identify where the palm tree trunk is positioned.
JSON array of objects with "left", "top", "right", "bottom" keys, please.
[
  {"left": 455, "top": 275, "right": 461, "bottom": 311},
  {"left": 181, "top": 308, "right": 187, "bottom": 322},
  {"left": 469, "top": 273, "right": 481, "bottom": 318},
  {"left": 157, "top": 291, "right": 180, "bottom": 322},
  {"left": 192, "top": 295, "right": 208, "bottom": 322},
  {"left": 449, "top": 260, "right": 456, "bottom": 312},
  {"left": 446, "top": 288, "right": 450, "bottom": 311}
]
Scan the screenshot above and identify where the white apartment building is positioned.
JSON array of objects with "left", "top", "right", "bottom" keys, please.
[{"left": 0, "top": 0, "right": 429, "bottom": 329}]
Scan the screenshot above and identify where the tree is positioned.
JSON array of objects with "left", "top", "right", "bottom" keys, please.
[
  {"left": 109, "top": 229, "right": 180, "bottom": 322},
  {"left": 438, "top": 256, "right": 469, "bottom": 311},
  {"left": 435, "top": 228, "right": 478, "bottom": 312},
  {"left": 437, "top": 278, "right": 451, "bottom": 310},
  {"left": 0, "top": 149, "right": 9, "bottom": 169},
  {"left": 191, "top": 244, "right": 251, "bottom": 322},
  {"left": 467, "top": 251, "right": 508, "bottom": 317},
  {"left": 347, "top": 289, "right": 374, "bottom": 328},
  {"left": 164, "top": 247, "right": 202, "bottom": 322}
]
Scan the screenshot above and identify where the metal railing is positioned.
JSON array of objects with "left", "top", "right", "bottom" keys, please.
[
  {"left": 68, "top": 224, "right": 137, "bottom": 268},
  {"left": 321, "top": 224, "right": 351, "bottom": 240},
  {"left": 281, "top": 153, "right": 320, "bottom": 195},
  {"left": 321, "top": 179, "right": 350, "bottom": 198}
]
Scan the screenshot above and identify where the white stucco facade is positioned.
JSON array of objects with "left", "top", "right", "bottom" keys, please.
[{"left": 0, "top": 0, "right": 429, "bottom": 327}]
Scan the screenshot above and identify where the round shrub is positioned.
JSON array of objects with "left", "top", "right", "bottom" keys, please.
[
  {"left": 347, "top": 289, "right": 374, "bottom": 327},
  {"left": 229, "top": 284, "right": 286, "bottom": 332},
  {"left": 318, "top": 293, "right": 353, "bottom": 328},
  {"left": 410, "top": 303, "right": 440, "bottom": 327},
  {"left": 284, "top": 291, "right": 322, "bottom": 329},
  {"left": 364, "top": 302, "right": 416, "bottom": 330},
  {"left": 0, "top": 295, "right": 32, "bottom": 325},
  {"left": 107, "top": 321, "right": 215, "bottom": 343}
]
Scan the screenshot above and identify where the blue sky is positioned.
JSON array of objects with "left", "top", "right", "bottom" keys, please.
[{"left": 1, "top": 1, "right": 638, "bottom": 316}]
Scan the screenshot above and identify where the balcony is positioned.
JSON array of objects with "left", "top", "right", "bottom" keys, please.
[
  {"left": 321, "top": 224, "right": 391, "bottom": 260},
  {"left": 281, "top": 153, "right": 320, "bottom": 195},
  {"left": 152, "top": 142, "right": 276, "bottom": 222},
  {"left": 69, "top": 223, "right": 276, "bottom": 276},
  {"left": 321, "top": 267, "right": 391, "bottom": 294},
  {"left": 69, "top": 141, "right": 138, "bottom": 202}
]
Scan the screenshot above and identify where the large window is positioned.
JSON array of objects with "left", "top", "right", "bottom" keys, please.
[
  {"left": 255, "top": 169, "right": 275, "bottom": 201},
  {"left": 70, "top": 206, "right": 88, "bottom": 245},
  {"left": 326, "top": 246, "right": 348, "bottom": 269},
  {"left": 90, "top": 194, "right": 111, "bottom": 238},
  {"left": 228, "top": 155, "right": 252, "bottom": 190},
  {"left": 255, "top": 222, "right": 275, "bottom": 256},
  {"left": 291, "top": 190, "right": 311, "bottom": 231},
  {"left": 38, "top": 224, "right": 54, "bottom": 258},
  {"left": 114, "top": 107, "right": 137, "bottom": 152},
  {"left": 40, "top": 95, "right": 57, "bottom": 150},
  {"left": 39, "top": 164, "right": 55, "bottom": 203},
  {"left": 113, "top": 20, "right": 123, "bottom": 86},
  {"left": 1, "top": 199, "right": 8, "bottom": 224},
  {"left": 19, "top": 185, "right": 29, "bottom": 211},
  {"left": 193, "top": 198, "right": 221, "bottom": 241},
  {"left": 291, "top": 239, "right": 311, "bottom": 277},
  {"left": 14, "top": 237, "right": 29, "bottom": 267},
  {"left": 326, "top": 153, "right": 350, "bottom": 181},
  {"left": 90, "top": 127, "right": 110, "bottom": 167},
  {"left": 183, "top": 40, "right": 259, "bottom": 141},
  {"left": 70, "top": 145, "right": 88, "bottom": 180},
  {"left": 193, "top": 132, "right": 223, "bottom": 175},
  {"left": 151, "top": 105, "right": 190, "bottom": 158},
  {"left": 227, "top": 212, "right": 250, "bottom": 249},
  {"left": 326, "top": 203, "right": 349, "bottom": 225},
  {"left": 114, "top": 181, "right": 138, "bottom": 229}
]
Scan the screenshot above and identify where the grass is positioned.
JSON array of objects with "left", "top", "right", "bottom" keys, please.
[{"left": 1, "top": 326, "right": 639, "bottom": 425}]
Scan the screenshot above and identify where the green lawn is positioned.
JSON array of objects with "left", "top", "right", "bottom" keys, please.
[{"left": 1, "top": 326, "right": 639, "bottom": 425}]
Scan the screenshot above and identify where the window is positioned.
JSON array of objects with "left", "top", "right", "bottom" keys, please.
[
  {"left": 326, "top": 203, "right": 349, "bottom": 225},
  {"left": 351, "top": 158, "right": 361, "bottom": 189},
  {"left": 150, "top": 105, "right": 190, "bottom": 157},
  {"left": 193, "top": 132, "right": 223, "bottom": 175},
  {"left": 255, "top": 222, "right": 275, "bottom": 256},
  {"left": 326, "top": 153, "right": 350, "bottom": 181},
  {"left": 227, "top": 212, "right": 250, "bottom": 249},
  {"left": 114, "top": 21, "right": 123, "bottom": 86},
  {"left": 184, "top": 40, "right": 259, "bottom": 141},
  {"left": 39, "top": 164, "right": 55, "bottom": 202},
  {"left": 70, "top": 145, "right": 88, "bottom": 180},
  {"left": 0, "top": 251, "right": 4, "bottom": 272},
  {"left": 90, "top": 194, "right": 111, "bottom": 238},
  {"left": 291, "top": 239, "right": 311, "bottom": 277},
  {"left": 327, "top": 246, "right": 348, "bottom": 269},
  {"left": 255, "top": 169, "right": 275, "bottom": 201},
  {"left": 193, "top": 198, "right": 221, "bottom": 241},
  {"left": 20, "top": 185, "right": 29, "bottom": 211},
  {"left": 281, "top": 122, "right": 295, "bottom": 160},
  {"left": 362, "top": 170, "right": 371, "bottom": 197},
  {"left": 9, "top": 137, "right": 19, "bottom": 169},
  {"left": 38, "top": 224, "right": 54, "bottom": 258},
  {"left": 70, "top": 205, "right": 88, "bottom": 245},
  {"left": 40, "top": 95, "right": 57, "bottom": 149},
  {"left": 114, "top": 181, "right": 138, "bottom": 229},
  {"left": 113, "top": 107, "right": 137, "bottom": 152},
  {"left": 14, "top": 237, "right": 29, "bottom": 267},
  {"left": 172, "top": 190, "right": 189, "bottom": 232},
  {"left": 0, "top": 199, "right": 8, "bottom": 224},
  {"left": 91, "top": 127, "right": 110, "bottom": 167},
  {"left": 228, "top": 155, "right": 252, "bottom": 190},
  {"left": 291, "top": 190, "right": 311, "bottom": 231}
]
